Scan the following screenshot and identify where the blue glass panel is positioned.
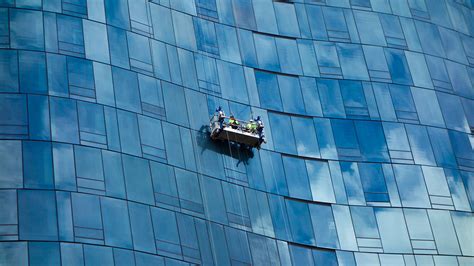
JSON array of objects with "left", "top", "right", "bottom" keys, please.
[
  {"left": 274, "top": 2, "right": 300, "bottom": 37},
  {"left": 83, "top": 20, "right": 110, "bottom": 64},
  {"left": 405, "top": 124, "right": 436, "bottom": 166},
  {"left": 358, "top": 163, "right": 389, "bottom": 203},
  {"left": 172, "top": 10, "right": 197, "bottom": 51},
  {"left": 127, "top": 31, "right": 153, "bottom": 75},
  {"left": 253, "top": 0, "right": 278, "bottom": 34},
  {"left": 18, "top": 190, "right": 58, "bottom": 240},
  {"left": 201, "top": 176, "right": 228, "bottom": 224},
  {"left": 260, "top": 150, "right": 288, "bottom": 196},
  {"left": 336, "top": 43, "right": 369, "bottom": 80},
  {"left": 83, "top": 245, "right": 114, "bottom": 266},
  {"left": 437, "top": 92, "right": 469, "bottom": 132},
  {"left": 313, "top": 249, "right": 338, "bottom": 266},
  {"left": 374, "top": 208, "right": 412, "bottom": 253},
  {"left": 138, "top": 115, "right": 166, "bottom": 162},
  {"left": 283, "top": 156, "right": 313, "bottom": 201},
  {"left": 104, "top": 0, "right": 130, "bottom": 30},
  {"left": 333, "top": 205, "right": 357, "bottom": 251},
  {"left": 47, "top": 53, "right": 68, "bottom": 97},
  {"left": 289, "top": 245, "right": 314, "bottom": 265},
  {"left": 162, "top": 82, "right": 189, "bottom": 127},
  {"left": 428, "top": 210, "right": 462, "bottom": 255},
  {"left": 445, "top": 60, "right": 474, "bottom": 99},
  {"left": 237, "top": 29, "right": 258, "bottom": 67},
  {"left": 217, "top": 61, "right": 248, "bottom": 104},
  {"left": 427, "top": 127, "right": 457, "bottom": 168},
  {"left": 225, "top": 227, "right": 252, "bottom": 264},
  {"left": 232, "top": 0, "right": 256, "bottom": 30},
  {"left": 415, "top": 20, "right": 446, "bottom": 57},
  {"left": 268, "top": 112, "right": 296, "bottom": 154},
  {"left": 117, "top": 110, "right": 141, "bottom": 157},
  {"left": 19, "top": 51, "right": 47, "bottom": 94},
  {"left": 255, "top": 71, "right": 282, "bottom": 111},
  {"left": 331, "top": 120, "right": 360, "bottom": 158},
  {"left": 276, "top": 38, "right": 303, "bottom": 75},
  {"left": 0, "top": 50, "right": 18, "bottom": 92},
  {"left": 254, "top": 33, "right": 280, "bottom": 72},
  {"left": 113, "top": 249, "right": 135, "bottom": 266},
  {"left": 393, "top": 164, "right": 430, "bottom": 208},
  {"left": 351, "top": 206, "right": 379, "bottom": 239},
  {"left": 56, "top": 191, "right": 73, "bottom": 242},
  {"left": 384, "top": 48, "right": 413, "bottom": 85},
  {"left": 60, "top": 243, "right": 84, "bottom": 266},
  {"left": 50, "top": 97, "right": 79, "bottom": 144},
  {"left": 107, "top": 26, "right": 130, "bottom": 69},
  {"left": 216, "top": 23, "right": 241, "bottom": 64},
  {"left": 314, "top": 118, "right": 338, "bottom": 160},
  {"left": 305, "top": 5, "right": 328, "bottom": 40},
  {"left": 297, "top": 40, "right": 320, "bottom": 78},
  {"left": 150, "top": 4, "right": 175, "bottom": 45},
  {"left": 23, "top": 141, "right": 53, "bottom": 189},
  {"left": 340, "top": 162, "right": 366, "bottom": 205},
  {"left": 175, "top": 168, "right": 204, "bottom": 216},
  {"left": 29, "top": 242, "right": 60, "bottom": 266},
  {"left": 122, "top": 155, "right": 154, "bottom": 205},
  {"left": 286, "top": 199, "right": 316, "bottom": 245},
  {"left": 278, "top": 75, "right": 305, "bottom": 114},
  {"left": 101, "top": 197, "right": 133, "bottom": 249},
  {"left": 317, "top": 79, "right": 345, "bottom": 118},
  {"left": 71, "top": 193, "right": 103, "bottom": 241},
  {"left": 135, "top": 252, "right": 164, "bottom": 266},
  {"left": 309, "top": 204, "right": 339, "bottom": 249},
  {"left": 354, "top": 121, "right": 390, "bottom": 162},
  {"left": 307, "top": 160, "right": 336, "bottom": 203},
  {"left": 57, "top": 15, "right": 85, "bottom": 57},
  {"left": 339, "top": 80, "right": 369, "bottom": 119},
  {"left": 28, "top": 95, "right": 50, "bottom": 140},
  {"left": 451, "top": 211, "right": 474, "bottom": 256},
  {"left": 292, "top": 117, "right": 320, "bottom": 158},
  {"left": 113, "top": 67, "right": 141, "bottom": 113},
  {"left": 353, "top": 10, "right": 385, "bottom": 46},
  {"left": 0, "top": 242, "right": 27, "bottom": 265},
  {"left": 10, "top": 9, "right": 44, "bottom": 50},
  {"left": 151, "top": 207, "right": 182, "bottom": 258}
]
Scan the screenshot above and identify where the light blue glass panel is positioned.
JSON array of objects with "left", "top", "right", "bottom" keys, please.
[
  {"left": 405, "top": 124, "right": 436, "bottom": 166},
  {"left": 340, "top": 162, "right": 366, "bottom": 205},
  {"left": 138, "top": 115, "right": 166, "bottom": 162},
  {"left": 292, "top": 117, "right": 319, "bottom": 158},
  {"left": 116, "top": 110, "right": 141, "bottom": 157},
  {"left": 122, "top": 155, "right": 154, "bottom": 205},
  {"left": 393, "top": 164, "right": 430, "bottom": 208},
  {"left": 299, "top": 77, "right": 322, "bottom": 116},
  {"left": 437, "top": 92, "right": 469, "bottom": 132},
  {"left": 305, "top": 5, "right": 328, "bottom": 40},
  {"left": 254, "top": 33, "right": 280, "bottom": 72},
  {"left": 411, "top": 88, "right": 445, "bottom": 127},
  {"left": 200, "top": 176, "right": 228, "bottom": 224},
  {"left": 415, "top": 20, "right": 446, "bottom": 58},
  {"left": 217, "top": 61, "right": 248, "bottom": 104},
  {"left": 151, "top": 207, "right": 182, "bottom": 258},
  {"left": 445, "top": 60, "right": 474, "bottom": 99},
  {"left": 93, "top": 62, "right": 115, "bottom": 107},
  {"left": 50, "top": 97, "right": 79, "bottom": 144},
  {"left": 333, "top": 205, "right": 357, "bottom": 251},
  {"left": 351, "top": 206, "right": 380, "bottom": 239},
  {"left": 374, "top": 208, "right": 412, "bottom": 253},
  {"left": 451, "top": 211, "right": 474, "bottom": 256},
  {"left": 445, "top": 168, "right": 471, "bottom": 212},
  {"left": 127, "top": 31, "right": 153, "bottom": 75},
  {"left": 19, "top": 190, "right": 58, "bottom": 240},
  {"left": 278, "top": 75, "right": 305, "bottom": 114},
  {"left": 269, "top": 112, "right": 296, "bottom": 154},
  {"left": 253, "top": 0, "right": 278, "bottom": 34},
  {"left": 83, "top": 20, "right": 109, "bottom": 64},
  {"left": 297, "top": 40, "right": 320, "bottom": 78},
  {"left": 286, "top": 199, "right": 316, "bottom": 246},
  {"left": 225, "top": 227, "right": 252, "bottom": 265},
  {"left": 353, "top": 10, "right": 385, "bottom": 46},
  {"left": 237, "top": 29, "right": 258, "bottom": 67},
  {"left": 113, "top": 67, "right": 142, "bottom": 113},
  {"left": 427, "top": 127, "right": 457, "bottom": 169},
  {"left": 310, "top": 204, "right": 339, "bottom": 249},
  {"left": 336, "top": 43, "right": 369, "bottom": 80},
  {"left": 274, "top": 2, "right": 300, "bottom": 37},
  {"left": 101, "top": 197, "right": 132, "bottom": 249},
  {"left": 232, "top": 0, "right": 256, "bottom": 30},
  {"left": 162, "top": 82, "right": 189, "bottom": 127},
  {"left": 405, "top": 51, "right": 433, "bottom": 89},
  {"left": 172, "top": 10, "right": 196, "bottom": 51},
  {"left": 276, "top": 38, "right": 303, "bottom": 75},
  {"left": 317, "top": 79, "right": 345, "bottom": 118},
  {"left": 404, "top": 208, "right": 434, "bottom": 241},
  {"left": 260, "top": 150, "right": 288, "bottom": 196},
  {"left": 358, "top": 163, "right": 389, "bottom": 203},
  {"left": 428, "top": 210, "right": 462, "bottom": 255},
  {"left": 216, "top": 23, "right": 241, "bottom": 64},
  {"left": 336, "top": 250, "right": 356, "bottom": 266}
]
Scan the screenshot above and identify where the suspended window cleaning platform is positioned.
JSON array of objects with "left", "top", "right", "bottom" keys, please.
[{"left": 209, "top": 110, "right": 266, "bottom": 149}]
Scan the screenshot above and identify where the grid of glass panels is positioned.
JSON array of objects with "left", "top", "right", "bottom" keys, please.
[{"left": 0, "top": 0, "right": 473, "bottom": 265}]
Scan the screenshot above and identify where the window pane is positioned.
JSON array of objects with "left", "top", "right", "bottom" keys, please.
[
  {"left": 283, "top": 156, "right": 312, "bottom": 200},
  {"left": 374, "top": 208, "right": 412, "bottom": 253},
  {"left": 10, "top": 9, "right": 44, "bottom": 50},
  {"left": 278, "top": 75, "right": 305, "bottom": 114},
  {"left": 286, "top": 199, "right": 316, "bottom": 246},
  {"left": 19, "top": 51, "right": 47, "bottom": 94},
  {"left": 254, "top": 33, "right": 280, "bottom": 72},
  {"left": 101, "top": 197, "right": 133, "bottom": 249},
  {"left": 309, "top": 203, "right": 339, "bottom": 249},
  {"left": 269, "top": 113, "right": 296, "bottom": 154},
  {"left": 151, "top": 207, "right": 182, "bottom": 258},
  {"left": 292, "top": 117, "right": 319, "bottom": 158},
  {"left": 23, "top": 141, "right": 53, "bottom": 189},
  {"left": 0, "top": 140, "right": 22, "bottom": 187},
  {"left": 318, "top": 79, "right": 346, "bottom": 118},
  {"left": 306, "top": 160, "right": 336, "bottom": 203},
  {"left": 428, "top": 210, "right": 461, "bottom": 255},
  {"left": 104, "top": 0, "right": 130, "bottom": 30},
  {"left": 393, "top": 164, "right": 430, "bottom": 208},
  {"left": 50, "top": 97, "right": 79, "bottom": 144},
  {"left": 256, "top": 71, "right": 282, "bottom": 111},
  {"left": 122, "top": 155, "right": 154, "bottom": 205},
  {"left": 19, "top": 190, "right": 58, "bottom": 240}
]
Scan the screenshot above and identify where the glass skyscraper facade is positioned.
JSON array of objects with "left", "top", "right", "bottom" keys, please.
[{"left": 0, "top": 0, "right": 473, "bottom": 265}]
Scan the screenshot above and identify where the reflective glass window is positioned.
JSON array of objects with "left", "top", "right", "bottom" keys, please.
[
  {"left": 437, "top": 92, "right": 470, "bottom": 132},
  {"left": 283, "top": 156, "right": 312, "bottom": 200},
  {"left": 57, "top": 15, "right": 85, "bottom": 57},
  {"left": 405, "top": 124, "right": 436, "bottom": 166},
  {"left": 393, "top": 164, "right": 430, "bottom": 208},
  {"left": 71, "top": 193, "right": 103, "bottom": 243},
  {"left": 374, "top": 208, "right": 412, "bottom": 253},
  {"left": 255, "top": 71, "right": 282, "bottom": 111},
  {"left": 384, "top": 48, "right": 413, "bottom": 85},
  {"left": 113, "top": 67, "right": 141, "bottom": 113},
  {"left": 200, "top": 177, "right": 228, "bottom": 224},
  {"left": 101, "top": 197, "right": 133, "bottom": 249},
  {"left": 253, "top": 0, "right": 278, "bottom": 34},
  {"left": 23, "top": 141, "right": 53, "bottom": 189},
  {"left": 254, "top": 33, "right": 280, "bottom": 72},
  {"left": 102, "top": 150, "right": 126, "bottom": 199},
  {"left": 414, "top": 20, "right": 446, "bottom": 58},
  {"left": 151, "top": 207, "right": 182, "bottom": 258},
  {"left": 67, "top": 57, "right": 95, "bottom": 101},
  {"left": 83, "top": 20, "right": 110, "bottom": 64},
  {"left": 117, "top": 110, "right": 141, "bottom": 157},
  {"left": 353, "top": 10, "right": 386, "bottom": 46},
  {"left": 104, "top": 0, "right": 130, "bottom": 30},
  {"left": 0, "top": 50, "right": 18, "bottom": 92},
  {"left": 313, "top": 249, "right": 338, "bottom": 266},
  {"left": 331, "top": 120, "right": 360, "bottom": 159},
  {"left": 60, "top": 243, "right": 84, "bottom": 266},
  {"left": 77, "top": 101, "right": 106, "bottom": 148},
  {"left": 28, "top": 95, "right": 50, "bottom": 141},
  {"left": 175, "top": 168, "right": 204, "bottom": 216},
  {"left": 445, "top": 60, "right": 473, "bottom": 99},
  {"left": 260, "top": 150, "right": 288, "bottom": 196},
  {"left": 354, "top": 121, "right": 389, "bottom": 162},
  {"left": 289, "top": 245, "right": 314, "bottom": 265},
  {"left": 428, "top": 210, "right": 462, "bottom": 255},
  {"left": 123, "top": 155, "right": 154, "bottom": 205},
  {"left": 150, "top": 4, "right": 175, "bottom": 45},
  {"left": 336, "top": 43, "right": 369, "bottom": 81},
  {"left": 318, "top": 79, "right": 345, "bottom": 118},
  {"left": 216, "top": 23, "right": 241, "bottom": 64},
  {"left": 83, "top": 245, "right": 114, "bottom": 266},
  {"left": 358, "top": 163, "right": 389, "bottom": 204},
  {"left": 127, "top": 31, "right": 153, "bottom": 75},
  {"left": 305, "top": 5, "right": 328, "bottom": 40},
  {"left": 172, "top": 10, "right": 196, "bottom": 51},
  {"left": 309, "top": 203, "right": 339, "bottom": 249},
  {"left": 19, "top": 51, "right": 47, "bottom": 94},
  {"left": 405, "top": 51, "right": 433, "bottom": 89},
  {"left": 451, "top": 212, "right": 474, "bottom": 256},
  {"left": 29, "top": 242, "right": 60, "bottom": 266},
  {"left": 10, "top": 9, "right": 44, "bottom": 50},
  {"left": 47, "top": 53, "right": 68, "bottom": 97},
  {"left": 138, "top": 115, "right": 166, "bottom": 162},
  {"left": 225, "top": 227, "right": 252, "bottom": 265},
  {"left": 276, "top": 38, "right": 303, "bottom": 75},
  {"left": 274, "top": 2, "right": 300, "bottom": 37},
  {"left": 232, "top": 0, "right": 256, "bottom": 30},
  {"left": 269, "top": 112, "right": 296, "bottom": 154},
  {"left": 50, "top": 97, "right": 79, "bottom": 144},
  {"left": 278, "top": 75, "right": 305, "bottom": 114},
  {"left": 292, "top": 117, "right": 320, "bottom": 158},
  {"left": 217, "top": 61, "right": 248, "bottom": 104},
  {"left": 286, "top": 199, "right": 316, "bottom": 245},
  {"left": 427, "top": 127, "right": 457, "bottom": 168},
  {"left": 314, "top": 41, "right": 342, "bottom": 78},
  {"left": 245, "top": 188, "right": 275, "bottom": 237},
  {"left": 19, "top": 190, "right": 58, "bottom": 240},
  {"left": 332, "top": 205, "right": 358, "bottom": 251},
  {"left": 162, "top": 82, "right": 189, "bottom": 127},
  {"left": 107, "top": 26, "right": 130, "bottom": 69},
  {"left": 237, "top": 29, "right": 258, "bottom": 67},
  {"left": 339, "top": 80, "right": 369, "bottom": 119}
]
